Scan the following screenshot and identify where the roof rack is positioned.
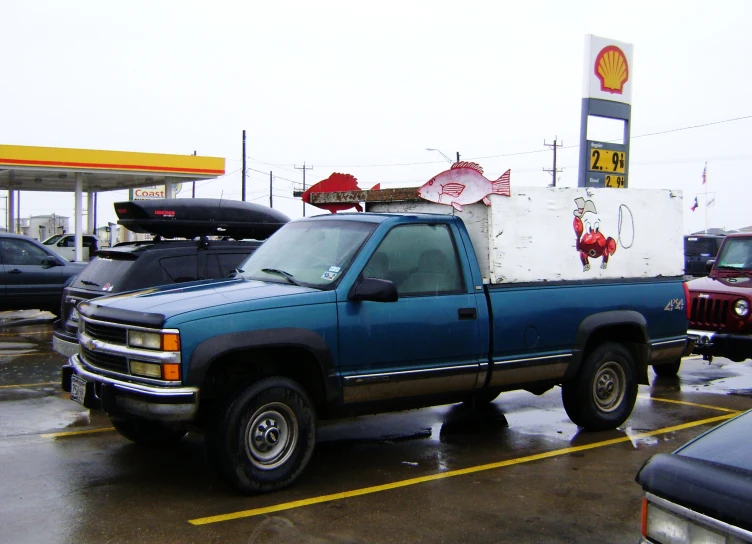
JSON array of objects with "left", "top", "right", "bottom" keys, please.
[{"left": 114, "top": 198, "right": 290, "bottom": 240}]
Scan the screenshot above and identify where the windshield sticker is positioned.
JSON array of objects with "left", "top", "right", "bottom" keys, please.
[
  {"left": 328, "top": 266, "right": 341, "bottom": 273},
  {"left": 102, "top": 283, "right": 114, "bottom": 292},
  {"left": 321, "top": 271, "right": 338, "bottom": 281}
]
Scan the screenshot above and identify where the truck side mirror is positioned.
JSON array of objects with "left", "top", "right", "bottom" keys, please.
[
  {"left": 706, "top": 259, "right": 716, "bottom": 273},
  {"left": 349, "top": 277, "right": 398, "bottom": 303}
]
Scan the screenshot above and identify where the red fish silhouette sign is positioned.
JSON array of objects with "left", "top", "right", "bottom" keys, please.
[
  {"left": 418, "top": 162, "right": 511, "bottom": 211},
  {"left": 301, "top": 173, "right": 364, "bottom": 213}
]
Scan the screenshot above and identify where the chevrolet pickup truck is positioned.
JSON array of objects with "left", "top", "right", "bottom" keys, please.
[
  {"left": 61, "top": 187, "right": 691, "bottom": 494},
  {"left": 687, "top": 232, "right": 752, "bottom": 364}
]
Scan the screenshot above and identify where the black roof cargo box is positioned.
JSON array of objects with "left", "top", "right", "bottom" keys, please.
[{"left": 114, "top": 198, "right": 290, "bottom": 240}]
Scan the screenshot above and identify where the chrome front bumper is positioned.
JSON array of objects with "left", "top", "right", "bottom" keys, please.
[{"left": 62, "top": 354, "right": 199, "bottom": 422}]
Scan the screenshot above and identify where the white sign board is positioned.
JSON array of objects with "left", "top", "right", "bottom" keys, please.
[
  {"left": 583, "top": 34, "right": 634, "bottom": 105},
  {"left": 133, "top": 183, "right": 183, "bottom": 200}
]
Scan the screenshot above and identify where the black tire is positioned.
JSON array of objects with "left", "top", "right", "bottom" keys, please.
[
  {"left": 561, "top": 342, "right": 637, "bottom": 431},
  {"left": 207, "top": 376, "right": 316, "bottom": 494},
  {"left": 111, "top": 416, "right": 187, "bottom": 446},
  {"left": 652, "top": 359, "right": 681, "bottom": 377}
]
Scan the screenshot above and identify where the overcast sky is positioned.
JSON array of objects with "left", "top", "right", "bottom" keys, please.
[{"left": 2, "top": 0, "right": 750, "bottom": 235}]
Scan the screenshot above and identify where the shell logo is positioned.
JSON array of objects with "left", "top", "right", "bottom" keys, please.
[{"left": 594, "top": 45, "right": 629, "bottom": 94}]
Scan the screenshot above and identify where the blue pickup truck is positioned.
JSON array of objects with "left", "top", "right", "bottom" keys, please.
[{"left": 61, "top": 188, "right": 691, "bottom": 494}]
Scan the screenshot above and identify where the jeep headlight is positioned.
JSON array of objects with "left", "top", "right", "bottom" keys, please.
[
  {"left": 734, "top": 299, "right": 750, "bottom": 317},
  {"left": 128, "top": 330, "right": 180, "bottom": 351}
]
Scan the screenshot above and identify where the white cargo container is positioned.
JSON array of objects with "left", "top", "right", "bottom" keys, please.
[{"left": 367, "top": 187, "right": 684, "bottom": 284}]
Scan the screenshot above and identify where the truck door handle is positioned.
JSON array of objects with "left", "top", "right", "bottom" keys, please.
[
  {"left": 7, "top": 269, "right": 22, "bottom": 274},
  {"left": 458, "top": 308, "right": 477, "bottom": 320}
]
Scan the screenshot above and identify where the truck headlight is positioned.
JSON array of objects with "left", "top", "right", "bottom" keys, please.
[
  {"left": 129, "top": 360, "right": 181, "bottom": 381},
  {"left": 734, "top": 299, "right": 750, "bottom": 317},
  {"left": 128, "top": 331, "right": 181, "bottom": 351}
]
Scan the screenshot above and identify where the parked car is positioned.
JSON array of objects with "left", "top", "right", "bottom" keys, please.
[
  {"left": 684, "top": 233, "right": 725, "bottom": 277},
  {"left": 635, "top": 408, "right": 752, "bottom": 543},
  {"left": 42, "top": 234, "right": 100, "bottom": 262},
  {"left": 52, "top": 197, "right": 290, "bottom": 357},
  {"left": 0, "top": 233, "right": 87, "bottom": 314}
]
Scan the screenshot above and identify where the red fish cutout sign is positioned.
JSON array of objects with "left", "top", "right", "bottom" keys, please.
[
  {"left": 418, "top": 162, "right": 511, "bottom": 211},
  {"left": 301, "top": 173, "right": 363, "bottom": 213}
]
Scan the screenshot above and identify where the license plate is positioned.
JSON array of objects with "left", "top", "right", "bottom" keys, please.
[{"left": 70, "top": 375, "right": 87, "bottom": 406}]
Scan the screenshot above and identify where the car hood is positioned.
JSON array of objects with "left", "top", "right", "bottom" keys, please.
[
  {"left": 84, "top": 278, "right": 327, "bottom": 324},
  {"left": 686, "top": 274, "right": 752, "bottom": 295}
]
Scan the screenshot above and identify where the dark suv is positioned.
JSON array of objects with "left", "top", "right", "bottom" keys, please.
[
  {"left": 684, "top": 234, "right": 725, "bottom": 277},
  {"left": 687, "top": 233, "right": 752, "bottom": 363},
  {"left": 52, "top": 237, "right": 263, "bottom": 356},
  {"left": 52, "top": 197, "right": 290, "bottom": 357}
]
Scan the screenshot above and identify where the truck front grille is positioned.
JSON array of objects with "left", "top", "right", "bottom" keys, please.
[
  {"left": 83, "top": 321, "right": 127, "bottom": 345},
  {"left": 690, "top": 297, "right": 729, "bottom": 329},
  {"left": 82, "top": 346, "right": 129, "bottom": 374}
]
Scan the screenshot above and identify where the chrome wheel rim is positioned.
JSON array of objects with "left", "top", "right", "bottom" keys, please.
[
  {"left": 592, "top": 361, "right": 625, "bottom": 413},
  {"left": 244, "top": 402, "right": 298, "bottom": 470}
]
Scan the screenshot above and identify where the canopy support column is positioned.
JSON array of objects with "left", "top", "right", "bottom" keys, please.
[
  {"left": 7, "top": 189, "right": 14, "bottom": 234},
  {"left": 87, "top": 192, "right": 95, "bottom": 234},
  {"left": 74, "top": 173, "right": 83, "bottom": 262}
]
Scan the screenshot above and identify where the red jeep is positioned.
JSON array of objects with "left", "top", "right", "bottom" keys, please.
[{"left": 687, "top": 233, "right": 752, "bottom": 364}]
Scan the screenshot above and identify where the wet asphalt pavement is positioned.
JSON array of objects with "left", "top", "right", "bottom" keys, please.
[{"left": 1, "top": 321, "right": 751, "bottom": 544}]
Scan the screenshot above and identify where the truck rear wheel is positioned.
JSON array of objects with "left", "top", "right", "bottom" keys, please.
[
  {"left": 561, "top": 342, "right": 637, "bottom": 431},
  {"left": 110, "top": 416, "right": 187, "bottom": 446},
  {"left": 207, "top": 376, "right": 316, "bottom": 494},
  {"left": 652, "top": 359, "right": 681, "bottom": 377}
]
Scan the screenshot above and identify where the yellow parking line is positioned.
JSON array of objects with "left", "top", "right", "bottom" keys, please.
[
  {"left": 188, "top": 413, "right": 737, "bottom": 526},
  {"left": 0, "top": 331, "right": 51, "bottom": 337},
  {"left": 41, "top": 427, "right": 115, "bottom": 439},
  {"left": 638, "top": 395, "right": 738, "bottom": 413},
  {"left": 0, "top": 353, "right": 41, "bottom": 358},
  {"left": 0, "top": 381, "right": 57, "bottom": 389}
]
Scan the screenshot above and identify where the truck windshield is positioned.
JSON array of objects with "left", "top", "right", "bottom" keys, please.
[
  {"left": 715, "top": 238, "right": 752, "bottom": 270},
  {"left": 238, "top": 220, "right": 377, "bottom": 288}
]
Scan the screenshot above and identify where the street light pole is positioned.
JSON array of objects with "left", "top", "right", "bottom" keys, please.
[{"left": 425, "top": 148, "right": 457, "bottom": 164}]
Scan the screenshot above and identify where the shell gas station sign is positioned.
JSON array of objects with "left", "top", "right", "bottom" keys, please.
[
  {"left": 578, "top": 35, "right": 634, "bottom": 189},
  {"left": 583, "top": 36, "right": 633, "bottom": 104}
]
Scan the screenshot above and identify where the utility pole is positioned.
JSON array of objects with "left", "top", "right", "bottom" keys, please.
[
  {"left": 294, "top": 162, "right": 312, "bottom": 217},
  {"left": 242, "top": 130, "right": 247, "bottom": 201},
  {"left": 269, "top": 171, "right": 273, "bottom": 209},
  {"left": 456, "top": 151, "right": 461, "bottom": 163},
  {"left": 543, "top": 137, "right": 563, "bottom": 187}
]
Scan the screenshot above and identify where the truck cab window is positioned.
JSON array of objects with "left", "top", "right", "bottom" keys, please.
[{"left": 367, "top": 224, "right": 463, "bottom": 295}]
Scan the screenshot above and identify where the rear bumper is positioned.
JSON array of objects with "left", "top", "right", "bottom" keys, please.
[
  {"left": 688, "top": 328, "right": 752, "bottom": 362},
  {"left": 61, "top": 354, "right": 199, "bottom": 422}
]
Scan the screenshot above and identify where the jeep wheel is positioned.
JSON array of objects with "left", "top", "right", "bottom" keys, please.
[
  {"left": 208, "top": 376, "right": 316, "bottom": 494},
  {"left": 561, "top": 342, "right": 637, "bottom": 431},
  {"left": 110, "top": 416, "right": 187, "bottom": 446},
  {"left": 652, "top": 359, "right": 681, "bottom": 377}
]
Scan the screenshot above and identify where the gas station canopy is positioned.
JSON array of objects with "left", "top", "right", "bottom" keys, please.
[
  {"left": 0, "top": 144, "right": 225, "bottom": 192},
  {"left": 0, "top": 144, "right": 226, "bottom": 261}
]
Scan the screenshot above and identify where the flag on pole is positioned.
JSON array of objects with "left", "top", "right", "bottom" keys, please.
[
  {"left": 691, "top": 197, "right": 698, "bottom": 211},
  {"left": 702, "top": 162, "right": 707, "bottom": 184}
]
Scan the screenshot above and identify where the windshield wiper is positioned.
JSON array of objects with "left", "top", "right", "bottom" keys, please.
[
  {"left": 81, "top": 280, "right": 100, "bottom": 286},
  {"left": 261, "top": 268, "right": 300, "bottom": 286}
]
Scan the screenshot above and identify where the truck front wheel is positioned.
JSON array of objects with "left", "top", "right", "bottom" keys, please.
[
  {"left": 561, "top": 342, "right": 637, "bottom": 431},
  {"left": 208, "top": 376, "right": 317, "bottom": 494}
]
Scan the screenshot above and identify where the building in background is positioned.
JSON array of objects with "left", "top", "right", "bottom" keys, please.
[{"left": 20, "top": 214, "right": 70, "bottom": 241}]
